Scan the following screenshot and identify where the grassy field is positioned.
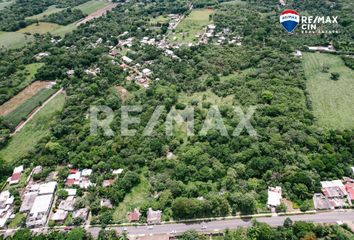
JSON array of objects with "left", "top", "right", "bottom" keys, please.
[
  {"left": 0, "top": 31, "right": 33, "bottom": 49},
  {"left": 26, "top": 5, "right": 65, "bottom": 20},
  {"left": 4, "top": 88, "right": 57, "bottom": 129},
  {"left": 50, "top": 23, "right": 77, "bottom": 37},
  {"left": 8, "top": 213, "right": 25, "bottom": 228},
  {"left": 150, "top": 15, "right": 169, "bottom": 25},
  {"left": 17, "top": 22, "right": 62, "bottom": 35},
  {"left": 303, "top": 52, "right": 354, "bottom": 129},
  {"left": 113, "top": 173, "right": 152, "bottom": 222},
  {"left": 18, "top": 63, "right": 45, "bottom": 89},
  {"left": 0, "top": 93, "right": 65, "bottom": 163},
  {"left": 74, "top": 0, "right": 111, "bottom": 15},
  {"left": 169, "top": 8, "right": 214, "bottom": 44}
]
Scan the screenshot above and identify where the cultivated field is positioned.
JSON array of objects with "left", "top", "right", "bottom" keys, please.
[
  {"left": 74, "top": 0, "right": 112, "bottom": 15},
  {"left": 4, "top": 88, "right": 57, "bottom": 129},
  {"left": 0, "top": 93, "right": 65, "bottom": 163},
  {"left": 17, "top": 22, "right": 62, "bottom": 35},
  {"left": 168, "top": 8, "right": 214, "bottom": 44},
  {"left": 0, "top": 31, "right": 32, "bottom": 49},
  {"left": 26, "top": 5, "right": 64, "bottom": 20},
  {"left": 75, "top": 2, "right": 117, "bottom": 26},
  {"left": 303, "top": 52, "right": 354, "bottom": 129},
  {"left": 0, "top": 80, "right": 49, "bottom": 116}
]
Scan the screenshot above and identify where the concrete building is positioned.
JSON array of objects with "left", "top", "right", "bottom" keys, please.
[
  {"left": 147, "top": 208, "right": 162, "bottom": 225},
  {"left": 0, "top": 191, "right": 14, "bottom": 228},
  {"left": 27, "top": 194, "right": 54, "bottom": 228},
  {"left": 128, "top": 208, "right": 141, "bottom": 222},
  {"left": 267, "top": 186, "right": 282, "bottom": 208}
]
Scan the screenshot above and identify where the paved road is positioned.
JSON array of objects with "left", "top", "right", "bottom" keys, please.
[{"left": 88, "top": 211, "right": 354, "bottom": 238}]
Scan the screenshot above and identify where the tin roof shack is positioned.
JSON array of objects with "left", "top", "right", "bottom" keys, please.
[
  {"left": 147, "top": 208, "right": 162, "bottom": 225},
  {"left": 0, "top": 191, "right": 14, "bottom": 228},
  {"left": 73, "top": 208, "right": 89, "bottom": 221},
  {"left": 58, "top": 196, "right": 76, "bottom": 212},
  {"left": 51, "top": 209, "right": 68, "bottom": 222},
  {"left": 8, "top": 165, "right": 23, "bottom": 185},
  {"left": 127, "top": 208, "right": 141, "bottom": 222},
  {"left": 267, "top": 186, "right": 282, "bottom": 209}
]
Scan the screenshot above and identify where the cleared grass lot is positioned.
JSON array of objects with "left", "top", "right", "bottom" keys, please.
[
  {"left": 73, "top": 0, "right": 111, "bottom": 15},
  {"left": 26, "top": 5, "right": 65, "bottom": 20},
  {"left": 0, "top": 31, "right": 32, "bottom": 49},
  {"left": 0, "top": 93, "right": 65, "bottom": 163},
  {"left": 17, "top": 22, "right": 62, "bottom": 35},
  {"left": 169, "top": 8, "right": 214, "bottom": 44},
  {"left": 303, "top": 52, "right": 354, "bottom": 129}
]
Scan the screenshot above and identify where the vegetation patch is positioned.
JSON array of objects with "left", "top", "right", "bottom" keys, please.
[
  {"left": 0, "top": 0, "right": 13, "bottom": 10},
  {"left": 25, "top": 5, "right": 65, "bottom": 20},
  {"left": 0, "top": 80, "right": 49, "bottom": 117},
  {"left": 0, "top": 93, "right": 65, "bottom": 162},
  {"left": 73, "top": 0, "right": 111, "bottom": 15},
  {"left": 303, "top": 52, "right": 354, "bottom": 129},
  {"left": 17, "top": 22, "right": 62, "bottom": 35},
  {"left": 169, "top": 8, "right": 214, "bottom": 44},
  {"left": 0, "top": 31, "right": 32, "bottom": 49},
  {"left": 3, "top": 87, "right": 57, "bottom": 129}
]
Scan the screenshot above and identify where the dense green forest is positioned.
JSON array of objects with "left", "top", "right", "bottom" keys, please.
[
  {"left": 0, "top": 0, "right": 353, "bottom": 228},
  {"left": 42, "top": 8, "right": 86, "bottom": 25}
]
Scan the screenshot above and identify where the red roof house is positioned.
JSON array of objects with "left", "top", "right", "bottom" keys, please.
[{"left": 127, "top": 208, "right": 141, "bottom": 222}]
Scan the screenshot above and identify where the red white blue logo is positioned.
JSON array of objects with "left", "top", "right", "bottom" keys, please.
[{"left": 280, "top": 10, "right": 300, "bottom": 33}]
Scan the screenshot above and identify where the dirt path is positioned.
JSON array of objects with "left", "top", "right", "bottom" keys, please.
[
  {"left": 0, "top": 81, "right": 54, "bottom": 116},
  {"left": 11, "top": 88, "right": 64, "bottom": 136},
  {"left": 76, "top": 3, "right": 118, "bottom": 26}
]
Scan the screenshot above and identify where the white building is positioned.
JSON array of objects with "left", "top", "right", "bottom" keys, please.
[
  {"left": 39, "top": 182, "right": 57, "bottom": 195},
  {"left": 122, "top": 56, "right": 133, "bottom": 64},
  {"left": 267, "top": 186, "right": 282, "bottom": 208},
  {"left": 0, "top": 191, "right": 14, "bottom": 228},
  {"left": 27, "top": 194, "right": 54, "bottom": 228}
]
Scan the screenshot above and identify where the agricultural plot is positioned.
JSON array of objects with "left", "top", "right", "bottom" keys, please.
[
  {"left": 168, "top": 8, "right": 214, "bottom": 44},
  {"left": 73, "top": 0, "right": 112, "bottom": 15},
  {"left": 3, "top": 87, "right": 57, "bottom": 129},
  {"left": 26, "top": 5, "right": 65, "bottom": 20},
  {"left": 0, "top": 31, "right": 32, "bottom": 49},
  {"left": 0, "top": 80, "right": 48, "bottom": 117},
  {"left": 0, "top": 93, "right": 65, "bottom": 163},
  {"left": 17, "top": 22, "right": 62, "bottom": 35},
  {"left": 303, "top": 52, "right": 354, "bottom": 129}
]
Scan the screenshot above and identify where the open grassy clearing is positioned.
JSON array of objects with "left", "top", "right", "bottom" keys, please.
[
  {"left": 26, "top": 5, "right": 65, "bottom": 20},
  {"left": 17, "top": 22, "right": 62, "bottom": 35},
  {"left": 168, "top": 8, "right": 214, "bottom": 44},
  {"left": 0, "top": 80, "right": 49, "bottom": 117},
  {"left": 0, "top": 93, "right": 65, "bottom": 163},
  {"left": 220, "top": 0, "right": 247, "bottom": 5},
  {"left": 0, "top": 31, "right": 33, "bottom": 49},
  {"left": 73, "top": 0, "right": 111, "bottom": 15},
  {"left": 8, "top": 213, "right": 25, "bottom": 228},
  {"left": 178, "top": 89, "right": 234, "bottom": 107},
  {"left": 150, "top": 15, "right": 169, "bottom": 25},
  {"left": 4, "top": 88, "right": 57, "bottom": 129},
  {"left": 113, "top": 173, "right": 152, "bottom": 222},
  {"left": 303, "top": 52, "right": 354, "bottom": 129}
]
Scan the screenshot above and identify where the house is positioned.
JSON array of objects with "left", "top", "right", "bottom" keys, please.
[
  {"left": 127, "top": 208, "right": 141, "bottom": 222},
  {"left": 345, "top": 182, "right": 354, "bottom": 203},
  {"left": 0, "top": 191, "right": 14, "bottom": 228},
  {"left": 64, "top": 188, "right": 77, "bottom": 197},
  {"left": 313, "top": 193, "right": 332, "bottom": 210},
  {"left": 308, "top": 45, "right": 336, "bottom": 52},
  {"left": 20, "top": 192, "right": 38, "bottom": 213},
  {"left": 27, "top": 194, "right": 54, "bottom": 228},
  {"left": 66, "top": 169, "right": 94, "bottom": 189},
  {"left": 66, "top": 69, "right": 75, "bottom": 76},
  {"left": 112, "top": 169, "right": 124, "bottom": 175},
  {"left": 8, "top": 165, "right": 24, "bottom": 185},
  {"left": 81, "top": 169, "right": 92, "bottom": 177},
  {"left": 294, "top": 50, "right": 302, "bottom": 57},
  {"left": 39, "top": 182, "right": 57, "bottom": 195},
  {"left": 35, "top": 52, "right": 50, "bottom": 60},
  {"left": 73, "top": 208, "right": 89, "bottom": 220},
  {"left": 58, "top": 196, "right": 75, "bottom": 211},
  {"left": 102, "top": 180, "right": 115, "bottom": 187},
  {"left": 142, "top": 68, "right": 152, "bottom": 77},
  {"left": 147, "top": 208, "right": 162, "bottom": 224},
  {"left": 351, "top": 167, "right": 354, "bottom": 175},
  {"left": 32, "top": 166, "right": 42, "bottom": 175},
  {"left": 51, "top": 209, "right": 68, "bottom": 222},
  {"left": 267, "top": 186, "right": 282, "bottom": 208},
  {"left": 100, "top": 199, "right": 113, "bottom": 208},
  {"left": 122, "top": 56, "right": 133, "bottom": 64}
]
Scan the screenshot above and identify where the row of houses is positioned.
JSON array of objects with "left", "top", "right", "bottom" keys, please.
[
  {"left": 127, "top": 208, "right": 162, "bottom": 224},
  {"left": 0, "top": 191, "right": 14, "bottom": 228}
]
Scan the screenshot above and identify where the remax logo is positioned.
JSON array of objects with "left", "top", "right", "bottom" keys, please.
[{"left": 280, "top": 9, "right": 300, "bottom": 33}]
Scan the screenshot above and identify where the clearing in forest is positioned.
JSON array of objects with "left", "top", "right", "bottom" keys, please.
[
  {"left": 303, "top": 52, "right": 354, "bottom": 129},
  {"left": 17, "top": 22, "right": 62, "bottom": 35},
  {"left": 26, "top": 5, "right": 65, "bottom": 20},
  {"left": 75, "top": 2, "right": 117, "bottom": 26},
  {"left": 0, "top": 31, "right": 32, "bottom": 49},
  {"left": 0, "top": 93, "right": 65, "bottom": 163},
  {"left": 0, "top": 81, "right": 52, "bottom": 116},
  {"left": 114, "top": 86, "right": 131, "bottom": 102},
  {"left": 168, "top": 8, "right": 214, "bottom": 44}
]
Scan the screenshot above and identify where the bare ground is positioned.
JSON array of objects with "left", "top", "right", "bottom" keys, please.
[{"left": 0, "top": 81, "right": 54, "bottom": 116}]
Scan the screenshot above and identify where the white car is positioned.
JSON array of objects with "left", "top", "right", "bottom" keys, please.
[
  {"left": 201, "top": 225, "right": 207, "bottom": 230},
  {"left": 123, "top": 227, "right": 128, "bottom": 232},
  {"left": 147, "top": 226, "right": 154, "bottom": 230},
  {"left": 169, "top": 230, "right": 177, "bottom": 234}
]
